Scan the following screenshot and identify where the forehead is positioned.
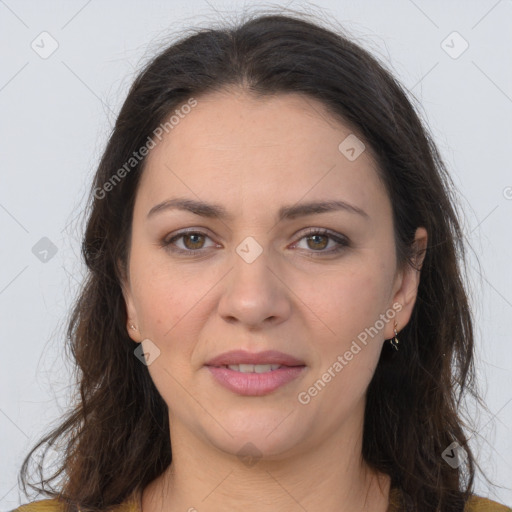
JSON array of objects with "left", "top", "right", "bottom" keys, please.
[
  {"left": 148, "top": 88, "right": 368, "bottom": 158},
  {"left": 137, "top": 89, "right": 389, "bottom": 220}
]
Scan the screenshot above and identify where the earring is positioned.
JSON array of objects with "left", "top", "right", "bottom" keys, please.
[
  {"left": 390, "top": 322, "right": 399, "bottom": 351},
  {"left": 129, "top": 324, "right": 137, "bottom": 331}
]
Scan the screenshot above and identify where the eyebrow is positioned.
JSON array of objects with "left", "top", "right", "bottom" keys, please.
[{"left": 146, "top": 197, "right": 369, "bottom": 222}]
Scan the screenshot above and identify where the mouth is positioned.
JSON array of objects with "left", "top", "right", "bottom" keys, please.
[
  {"left": 205, "top": 349, "right": 305, "bottom": 368},
  {"left": 204, "top": 350, "right": 306, "bottom": 396},
  {"left": 213, "top": 363, "right": 286, "bottom": 373}
]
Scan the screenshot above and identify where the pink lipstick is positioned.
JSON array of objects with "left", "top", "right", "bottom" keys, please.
[{"left": 205, "top": 350, "right": 306, "bottom": 396}]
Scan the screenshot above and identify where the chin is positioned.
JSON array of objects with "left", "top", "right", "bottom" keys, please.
[
  {"left": 213, "top": 432, "right": 303, "bottom": 463},
  {"left": 200, "top": 407, "right": 308, "bottom": 461}
]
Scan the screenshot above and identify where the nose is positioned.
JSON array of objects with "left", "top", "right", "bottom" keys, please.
[{"left": 217, "top": 245, "right": 291, "bottom": 329}]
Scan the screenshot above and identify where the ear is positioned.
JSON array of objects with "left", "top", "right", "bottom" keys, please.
[
  {"left": 118, "top": 258, "right": 141, "bottom": 343},
  {"left": 384, "top": 227, "right": 428, "bottom": 338}
]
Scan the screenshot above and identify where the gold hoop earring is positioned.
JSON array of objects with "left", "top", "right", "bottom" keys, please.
[{"left": 390, "top": 322, "right": 400, "bottom": 351}]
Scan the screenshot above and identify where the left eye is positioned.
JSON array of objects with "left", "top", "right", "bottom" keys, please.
[
  {"left": 293, "top": 230, "right": 348, "bottom": 253},
  {"left": 161, "top": 229, "right": 349, "bottom": 256}
]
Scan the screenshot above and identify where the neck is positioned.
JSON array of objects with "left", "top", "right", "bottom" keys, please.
[{"left": 142, "top": 410, "right": 391, "bottom": 512}]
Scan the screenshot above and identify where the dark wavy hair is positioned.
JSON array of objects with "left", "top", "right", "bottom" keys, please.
[{"left": 19, "top": 9, "right": 485, "bottom": 512}]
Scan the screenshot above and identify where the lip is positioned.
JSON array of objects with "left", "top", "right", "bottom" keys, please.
[
  {"left": 206, "top": 366, "right": 306, "bottom": 396},
  {"left": 204, "top": 350, "right": 306, "bottom": 396},
  {"left": 205, "top": 349, "right": 305, "bottom": 367}
]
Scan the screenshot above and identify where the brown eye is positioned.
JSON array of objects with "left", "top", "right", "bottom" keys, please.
[
  {"left": 294, "top": 228, "right": 349, "bottom": 256},
  {"left": 161, "top": 230, "right": 216, "bottom": 256},
  {"left": 306, "top": 234, "right": 329, "bottom": 251},
  {"left": 182, "top": 233, "right": 205, "bottom": 250}
]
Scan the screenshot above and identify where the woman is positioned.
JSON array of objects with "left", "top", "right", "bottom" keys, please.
[{"left": 15, "top": 11, "right": 511, "bottom": 512}]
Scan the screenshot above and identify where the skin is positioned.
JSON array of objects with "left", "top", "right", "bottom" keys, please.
[{"left": 121, "top": 88, "right": 427, "bottom": 512}]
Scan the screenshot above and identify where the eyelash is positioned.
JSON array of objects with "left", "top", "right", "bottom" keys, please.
[{"left": 160, "top": 227, "right": 349, "bottom": 258}]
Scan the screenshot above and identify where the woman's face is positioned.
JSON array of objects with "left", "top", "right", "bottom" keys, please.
[{"left": 122, "top": 89, "right": 425, "bottom": 459}]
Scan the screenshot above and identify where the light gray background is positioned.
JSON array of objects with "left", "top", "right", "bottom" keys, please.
[{"left": 1, "top": 0, "right": 511, "bottom": 509}]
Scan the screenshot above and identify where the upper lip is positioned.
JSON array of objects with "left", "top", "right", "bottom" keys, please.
[{"left": 205, "top": 350, "right": 305, "bottom": 367}]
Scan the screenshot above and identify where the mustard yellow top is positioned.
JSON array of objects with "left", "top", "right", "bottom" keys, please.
[{"left": 12, "top": 487, "right": 512, "bottom": 512}]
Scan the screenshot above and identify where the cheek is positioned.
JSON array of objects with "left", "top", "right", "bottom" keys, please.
[
  {"left": 301, "top": 266, "right": 392, "bottom": 411},
  {"left": 299, "top": 256, "right": 395, "bottom": 396},
  {"left": 129, "top": 246, "right": 200, "bottom": 342},
  {"left": 130, "top": 259, "right": 202, "bottom": 398},
  {"left": 303, "top": 261, "right": 394, "bottom": 341}
]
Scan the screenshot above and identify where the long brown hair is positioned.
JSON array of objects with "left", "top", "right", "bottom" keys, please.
[{"left": 19, "top": 9, "right": 483, "bottom": 512}]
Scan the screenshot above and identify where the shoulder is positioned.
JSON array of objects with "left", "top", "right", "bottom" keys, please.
[
  {"left": 12, "top": 491, "right": 140, "bottom": 512},
  {"left": 465, "top": 495, "right": 512, "bottom": 512},
  {"left": 388, "top": 488, "right": 510, "bottom": 512},
  {"left": 11, "top": 499, "right": 66, "bottom": 512}
]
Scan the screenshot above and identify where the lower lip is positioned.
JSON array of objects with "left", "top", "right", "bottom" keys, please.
[{"left": 206, "top": 366, "right": 306, "bottom": 396}]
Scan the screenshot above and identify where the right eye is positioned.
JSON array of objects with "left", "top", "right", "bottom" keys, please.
[{"left": 161, "top": 229, "right": 218, "bottom": 256}]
